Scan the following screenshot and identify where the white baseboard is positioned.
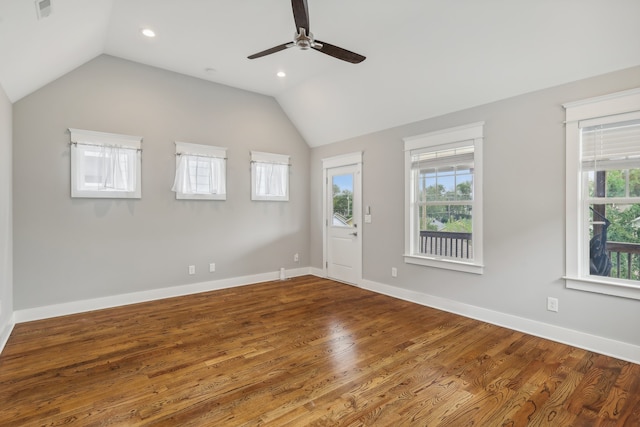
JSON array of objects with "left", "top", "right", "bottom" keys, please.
[
  {"left": 13, "top": 267, "right": 314, "bottom": 324},
  {"left": 308, "top": 267, "right": 325, "bottom": 277},
  {"left": 360, "top": 278, "right": 640, "bottom": 365},
  {"left": 0, "top": 316, "right": 15, "bottom": 355}
]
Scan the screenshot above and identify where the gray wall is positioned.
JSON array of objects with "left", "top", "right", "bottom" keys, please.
[
  {"left": 310, "top": 66, "right": 640, "bottom": 347},
  {"left": 13, "top": 55, "right": 310, "bottom": 310},
  {"left": 0, "top": 83, "right": 12, "bottom": 342}
]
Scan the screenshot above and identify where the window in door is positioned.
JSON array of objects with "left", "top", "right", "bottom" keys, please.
[{"left": 332, "top": 173, "right": 354, "bottom": 227}]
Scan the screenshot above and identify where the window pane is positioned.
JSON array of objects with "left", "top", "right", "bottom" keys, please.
[
  {"left": 416, "top": 203, "right": 473, "bottom": 259},
  {"left": 455, "top": 168, "right": 473, "bottom": 201},
  {"left": 332, "top": 173, "right": 353, "bottom": 227},
  {"left": 184, "top": 156, "right": 225, "bottom": 195},
  {"left": 631, "top": 169, "right": 640, "bottom": 197},
  {"left": 415, "top": 165, "right": 473, "bottom": 202},
  {"left": 582, "top": 119, "right": 640, "bottom": 199},
  {"left": 189, "top": 158, "right": 209, "bottom": 193},
  {"left": 587, "top": 169, "right": 640, "bottom": 199},
  {"left": 588, "top": 203, "right": 640, "bottom": 282}
]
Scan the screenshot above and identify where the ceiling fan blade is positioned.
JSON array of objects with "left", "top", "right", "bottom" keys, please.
[
  {"left": 313, "top": 41, "right": 366, "bottom": 64},
  {"left": 291, "top": 0, "right": 310, "bottom": 33},
  {"left": 248, "top": 43, "right": 291, "bottom": 60}
]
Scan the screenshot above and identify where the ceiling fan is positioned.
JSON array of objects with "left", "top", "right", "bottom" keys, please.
[{"left": 247, "top": 0, "right": 366, "bottom": 64}]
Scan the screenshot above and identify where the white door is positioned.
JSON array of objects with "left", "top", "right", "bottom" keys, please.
[{"left": 326, "top": 163, "right": 362, "bottom": 285}]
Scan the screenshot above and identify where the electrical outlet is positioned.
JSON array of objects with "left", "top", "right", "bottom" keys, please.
[
  {"left": 209, "top": 263, "right": 215, "bottom": 273},
  {"left": 391, "top": 267, "right": 398, "bottom": 277},
  {"left": 547, "top": 297, "right": 559, "bottom": 312},
  {"left": 294, "top": 253, "right": 299, "bottom": 263},
  {"left": 188, "top": 265, "right": 196, "bottom": 275}
]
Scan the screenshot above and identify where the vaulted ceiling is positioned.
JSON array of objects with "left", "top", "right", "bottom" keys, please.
[{"left": 1, "top": 0, "right": 639, "bottom": 146}]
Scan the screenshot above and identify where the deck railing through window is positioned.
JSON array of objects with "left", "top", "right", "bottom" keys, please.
[
  {"left": 418, "top": 234, "right": 639, "bottom": 278},
  {"left": 606, "top": 242, "right": 640, "bottom": 281},
  {"left": 419, "top": 231, "right": 472, "bottom": 259}
]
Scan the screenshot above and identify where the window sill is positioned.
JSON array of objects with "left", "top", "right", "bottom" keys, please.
[
  {"left": 176, "top": 193, "right": 226, "bottom": 200},
  {"left": 564, "top": 275, "right": 640, "bottom": 300},
  {"left": 251, "top": 197, "right": 289, "bottom": 202},
  {"left": 72, "top": 190, "right": 141, "bottom": 199},
  {"left": 404, "top": 254, "right": 484, "bottom": 275}
]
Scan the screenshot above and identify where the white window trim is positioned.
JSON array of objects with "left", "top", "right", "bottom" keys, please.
[
  {"left": 251, "top": 151, "right": 290, "bottom": 201},
  {"left": 173, "top": 141, "right": 227, "bottom": 200},
  {"left": 403, "top": 122, "right": 484, "bottom": 274},
  {"left": 69, "top": 128, "right": 142, "bottom": 199},
  {"left": 563, "top": 88, "right": 640, "bottom": 300}
]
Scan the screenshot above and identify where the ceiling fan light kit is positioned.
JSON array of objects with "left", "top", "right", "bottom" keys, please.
[{"left": 248, "top": 0, "right": 365, "bottom": 64}]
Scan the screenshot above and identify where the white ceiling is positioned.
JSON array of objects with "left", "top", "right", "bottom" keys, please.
[{"left": 1, "top": 0, "right": 639, "bottom": 147}]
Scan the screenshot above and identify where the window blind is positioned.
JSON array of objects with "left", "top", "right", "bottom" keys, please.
[
  {"left": 581, "top": 117, "right": 640, "bottom": 171},
  {"left": 411, "top": 143, "right": 474, "bottom": 170}
]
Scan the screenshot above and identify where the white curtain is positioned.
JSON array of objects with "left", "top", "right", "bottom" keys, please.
[
  {"left": 76, "top": 144, "right": 137, "bottom": 192},
  {"left": 100, "top": 145, "right": 134, "bottom": 191},
  {"left": 254, "top": 162, "right": 287, "bottom": 197},
  {"left": 172, "top": 154, "right": 226, "bottom": 195}
]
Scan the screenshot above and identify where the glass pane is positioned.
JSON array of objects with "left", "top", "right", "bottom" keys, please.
[
  {"left": 188, "top": 157, "right": 211, "bottom": 193},
  {"left": 416, "top": 203, "right": 473, "bottom": 259},
  {"left": 588, "top": 203, "right": 640, "bottom": 282},
  {"left": 587, "top": 168, "right": 640, "bottom": 199},
  {"left": 417, "top": 165, "right": 473, "bottom": 202},
  {"left": 455, "top": 167, "right": 474, "bottom": 201},
  {"left": 332, "top": 173, "right": 353, "bottom": 227},
  {"left": 631, "top": 169, "right": 640, "bottom": 197},
  {"left": 582, "top": 119, "right": 640, "bottom": 199}
]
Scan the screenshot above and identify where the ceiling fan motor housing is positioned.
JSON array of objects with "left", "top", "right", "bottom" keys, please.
[{"left": 294, "top": 28, "right": 320, "bottom": 50}]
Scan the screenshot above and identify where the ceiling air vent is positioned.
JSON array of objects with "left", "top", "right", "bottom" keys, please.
[{"left": 35, "top": 0, "right": 52, "bottom": 20}]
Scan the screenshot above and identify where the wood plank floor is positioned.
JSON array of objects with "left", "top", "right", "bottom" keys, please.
[{"left": 1, "top": 276, "right": 639, "bottom": 426}]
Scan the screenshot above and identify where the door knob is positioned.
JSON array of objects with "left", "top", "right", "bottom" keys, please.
[{"left": 350, "top": 232, "right": 358, "bottom": 236}]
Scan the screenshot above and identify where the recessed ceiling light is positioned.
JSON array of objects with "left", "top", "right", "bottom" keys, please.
[
  {"left": 141, "top": 28, "right": 156, "bottom": 38},
  {"left": 277, "top": 71, "right": 286, "bottom": 78}
]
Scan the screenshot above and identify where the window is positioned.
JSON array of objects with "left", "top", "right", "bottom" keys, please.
[
  {"left": 564, "top": 88, "right": 640, "bottom": 299},
  {"left": 69, "top": 128, "right": 142, "bottom": 199},
  {"left": 332, "top": 173, "right": 354, "bottom": 227},
  {"left": 404, "top": 122, "right": 484, "bottom": 274},
  {"left": 172, "top": 142, "right": 226, "bottom": 200},
  {"left": 251, "top": 151, "right": 290, "bottom": 201}
]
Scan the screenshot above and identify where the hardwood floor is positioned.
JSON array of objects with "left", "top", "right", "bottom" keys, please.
[{"left": 1, "top": 276, "right": 639, "bottom": 426}]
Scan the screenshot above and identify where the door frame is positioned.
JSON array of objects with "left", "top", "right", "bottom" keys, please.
[{"left": 322, "top": 152, "right": 363, "bottom": 285}]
